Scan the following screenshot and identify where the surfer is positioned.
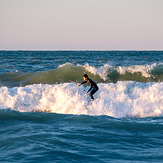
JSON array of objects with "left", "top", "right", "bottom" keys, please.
[{"left": 78, "top": 74, "right": 99, "bottom": 100}]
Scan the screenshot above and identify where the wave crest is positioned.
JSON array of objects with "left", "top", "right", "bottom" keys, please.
[{"left": 0, "top": 62, "right": 162, "bottom": 87}]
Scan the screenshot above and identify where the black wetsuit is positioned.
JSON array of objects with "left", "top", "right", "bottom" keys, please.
[{"left": 81, "top": 78, "right": 99, "bottom": 100}]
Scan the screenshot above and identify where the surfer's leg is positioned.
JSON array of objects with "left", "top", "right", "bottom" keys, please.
[
  {"left": 89, "top": 88, "right": 98, "bottom": 100},
  {"left": 89, "top": 93, "right": 94, "bottom": 100}
]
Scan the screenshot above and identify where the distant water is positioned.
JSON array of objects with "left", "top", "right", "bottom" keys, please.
[{"left": 0, "top": 51, "right": 163, "bottom": 162}]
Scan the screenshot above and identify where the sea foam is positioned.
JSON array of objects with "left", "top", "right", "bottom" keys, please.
[{"left": 0, "top": 82, "right": 162, "bottom": 118}]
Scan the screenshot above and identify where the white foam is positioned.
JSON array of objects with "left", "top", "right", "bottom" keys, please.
[
  {"left": 83, "top": 62, "right": 161, "bottom": 79},
  {"left": 58, "top": 62, "right": 73, "bottom": 68},
  {"left": 83, "top": 63, "right": 111, "bottom": 81},
  {"left": 117, "top": 63, "right": 158, "bottom": 78},
  {"left": 0, "top": 82, "right": 163, "bottom": 118}
]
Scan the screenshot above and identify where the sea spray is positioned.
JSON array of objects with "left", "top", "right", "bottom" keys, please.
[{"left": 0, "top": 82, "right": 162, "bottom": 118}]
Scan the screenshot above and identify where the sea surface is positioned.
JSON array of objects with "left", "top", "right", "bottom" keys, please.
[{"left": 0, "top": 51, "right": 163, "bottom": 162}]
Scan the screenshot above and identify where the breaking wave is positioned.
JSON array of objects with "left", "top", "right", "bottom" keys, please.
[
  {"left": 0, "top": 81, "right": 162, "bottom": 118},
  {"left": 0, "top": 62, "right": 162, "bottom": 87}
]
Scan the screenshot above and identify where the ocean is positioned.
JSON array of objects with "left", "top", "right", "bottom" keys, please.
[{"left": 0, "top": 51, "right": 163, "bottom": 162}]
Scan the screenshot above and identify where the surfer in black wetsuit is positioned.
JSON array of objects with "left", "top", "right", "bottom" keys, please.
[{"left": 78, "top": 74, "right": 99, "bottom": 100}]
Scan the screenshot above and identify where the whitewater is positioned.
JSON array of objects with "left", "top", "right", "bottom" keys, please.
[{"left": 0, "top": 81, "right": 162, "bottom": 118}]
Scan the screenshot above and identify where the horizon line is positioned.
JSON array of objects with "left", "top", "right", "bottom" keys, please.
[{"left": 0, "top": 49, "right": 163, "bottom": 51}]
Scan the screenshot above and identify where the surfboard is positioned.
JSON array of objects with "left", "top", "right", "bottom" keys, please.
[{"left": 71, "top": 81, "right": 86, "bottom": 92}]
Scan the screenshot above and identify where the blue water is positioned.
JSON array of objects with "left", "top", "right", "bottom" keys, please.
[
  {"left": 1, "top": 110, "right": 163, "bottom": 163},
  {"left": 0, "top": 51, "right": 163, "bottom": 162}
]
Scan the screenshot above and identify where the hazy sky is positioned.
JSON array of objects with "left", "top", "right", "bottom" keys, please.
[{"left": 0, "top": 0, "right": 163, "bottom": 50}]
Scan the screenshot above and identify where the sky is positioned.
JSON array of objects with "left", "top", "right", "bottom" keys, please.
[{"left": 0, "top": 0, "right": 163, "bottom": 50}]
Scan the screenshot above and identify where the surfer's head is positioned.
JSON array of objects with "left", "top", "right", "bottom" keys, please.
[{"left": 83, "top": 74, "right": 88, "bottom": 81}]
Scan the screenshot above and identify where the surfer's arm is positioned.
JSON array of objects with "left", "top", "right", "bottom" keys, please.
[
  {"left": 78, "top": 81, "right": 87, "bottom": 86},
  {"left": 87, "top": 85, "right": 93, "bottom": 92}
]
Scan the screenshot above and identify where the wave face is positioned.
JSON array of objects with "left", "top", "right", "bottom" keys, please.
[
  {"left": 0, "top": 82, "right": 162, "bottom": 118},
  {"left": 0, "top": 62, "right": 163, "bottom": 87}
]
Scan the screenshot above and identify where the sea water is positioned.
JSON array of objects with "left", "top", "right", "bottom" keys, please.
[{"left": 0, "top": 51, "right": 163, "bottom": 162}]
